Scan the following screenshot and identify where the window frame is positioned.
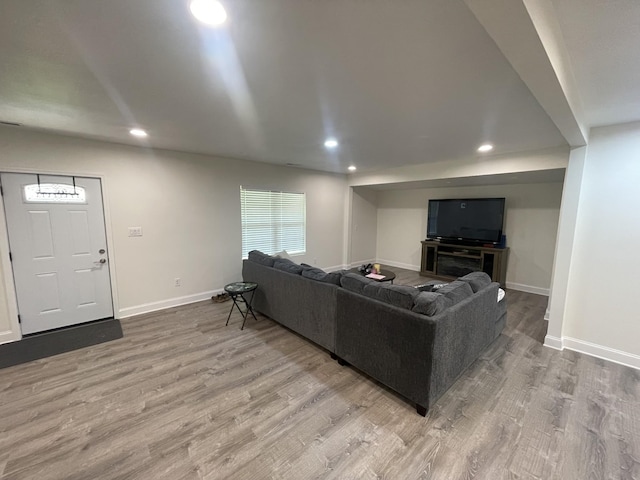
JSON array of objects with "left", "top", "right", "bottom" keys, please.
[{"left": 240, "top": 187, "right": 306, "bottom": 259}]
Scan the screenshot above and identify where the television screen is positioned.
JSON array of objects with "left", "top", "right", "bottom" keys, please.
[{"left": 427, "top": 198, "right": 505, "bottom": 244}]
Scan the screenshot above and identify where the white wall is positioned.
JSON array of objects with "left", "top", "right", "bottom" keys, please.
[
  {"left": 375, "top": 190, "right": 428, "bottom": 271},
  {"left": 0, "top": 126, "right": 347, "bottom": 340},
  {"left": 375, "top": 183, "right": 563, "bottom": 293},
  {"left": 350, "top": 187, "right": 378, "bottom": 265},
  {"left": 556, "top": 122, "right": 640, "bottom": 367}
]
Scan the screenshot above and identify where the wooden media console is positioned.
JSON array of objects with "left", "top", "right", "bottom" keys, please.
[{"left": 420, "top": 240, "right": 508, "bottom": 287}]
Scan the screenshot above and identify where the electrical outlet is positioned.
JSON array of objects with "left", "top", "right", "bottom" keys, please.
[
  {"left": 174, "top": 278, "right": 181, "bottom": 287},
  {"left": 128, "top": 226, "right": 143, "bottom": 237}
]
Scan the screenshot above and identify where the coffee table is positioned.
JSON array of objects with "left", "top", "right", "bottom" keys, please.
[{"left": 349, "top": 268, "right": 396, "bottom": 284}]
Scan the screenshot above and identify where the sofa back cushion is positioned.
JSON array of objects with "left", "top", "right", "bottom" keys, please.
[
  {"left": 412, "top": 292, "right": 452, "bottom": 316},
  {"left": 362, "top": 283, "right": 420, "bottom": 310},
  {"left": 340, "top": 273, "right": 374, "bottom": 294},
  {"left": 302, "top": 267, "right": 343, "bottom": 286},
  {"left": 273, "top": 258, "right": 304, "bottom": 275},
  {"left": 458, "top": 271, "right": 492, "bottom": 292},
  {"left": 437, "top": 280, "right": 474, "bottom": 305},
  {"left": 248, "top": 250, "right": 276, "bottom": 267}
]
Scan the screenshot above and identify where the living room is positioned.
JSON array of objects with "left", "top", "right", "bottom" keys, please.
[
  {"left": 1, "top": 0, "right": 639, "bottom": 478},
  {"left": 0, "top": 126, "right": 567, "bottom": 338}
]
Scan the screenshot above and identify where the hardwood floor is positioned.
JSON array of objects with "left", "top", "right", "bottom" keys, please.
[{"left": 1, "top": 267, "right": 639, "bottom": 479}]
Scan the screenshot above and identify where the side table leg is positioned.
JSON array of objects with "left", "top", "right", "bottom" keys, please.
[
  {"left": 240, "top": 293, "right": 250, "bottom": 330},
  {"left": 246, "top": 290, "right": 258, "bottom": 322},
  {"left": 241, "top": 290, "right": 258, "bottom": 330},
  {"left": 225, "top": 294, "right": 241, "bottom": 326}
]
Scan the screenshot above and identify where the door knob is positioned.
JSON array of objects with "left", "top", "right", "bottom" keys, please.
[{"left": 95, "top": 258, "right": 106, "bottom": 264}]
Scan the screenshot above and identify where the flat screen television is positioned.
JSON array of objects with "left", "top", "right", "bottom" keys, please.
[{"left": 427, "top": 198, "right": 505, "bottom": 246}]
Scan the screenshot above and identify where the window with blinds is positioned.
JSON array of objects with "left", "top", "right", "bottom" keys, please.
[{"left": 240, "top": 187, "right": 306, "bottom": 259}]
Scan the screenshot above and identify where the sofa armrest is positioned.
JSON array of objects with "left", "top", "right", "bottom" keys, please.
[
  {"left": 335, "top": 288, "right": 437, "bottom": 409},
  {"left": 428, "top": 282, "right": 501, "bottom": 402}
]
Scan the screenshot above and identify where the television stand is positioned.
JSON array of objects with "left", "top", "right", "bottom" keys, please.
[{"left": 420, "top": 240, "right": 508, "bottom": 287}]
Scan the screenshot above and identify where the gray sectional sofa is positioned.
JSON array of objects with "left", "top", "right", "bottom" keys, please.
[{"left": 242, "top": 251, "right": 506, "bottom": 416}]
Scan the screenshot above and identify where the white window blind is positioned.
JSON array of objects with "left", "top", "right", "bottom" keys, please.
[{"left": 241, "top": 187, "right": 306, "bottom": 258}]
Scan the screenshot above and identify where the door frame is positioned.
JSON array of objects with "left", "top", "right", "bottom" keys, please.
[{"left": 0, "top": 167, "right": 120, "bottom": 345}]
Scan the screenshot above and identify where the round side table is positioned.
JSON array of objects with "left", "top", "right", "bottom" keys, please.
[{"left": 224, "top": 282, "right": 258, "bottom": 330}]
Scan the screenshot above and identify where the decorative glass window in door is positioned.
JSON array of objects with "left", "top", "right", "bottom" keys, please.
[{"left": 23, "top": 183, "right": 87, "bottom": 204}]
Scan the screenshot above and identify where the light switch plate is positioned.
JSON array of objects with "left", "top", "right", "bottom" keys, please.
[{"left": 128, "top": 226, "right": 143, "bottom": 237}]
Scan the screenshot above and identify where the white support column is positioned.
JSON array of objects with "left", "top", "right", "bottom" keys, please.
[{"left": 544, "top": 146, "right": 587, "bottom": 349}]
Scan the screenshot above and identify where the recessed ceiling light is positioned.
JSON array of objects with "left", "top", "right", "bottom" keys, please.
[
  {"left": 348, "top": 165, "right": 357, "bottom": 172},
  {"left": 477, "top": 143, "right": 494, "bottom": 153},
  {"left": 190, "top": 0, "right": 227, "bottom": 26},
  {"left": 129, "top": 128, "right": 148, "bottom": 138},
  {"left": 324, "top": 138, "right": 339, "bottom": 149}
]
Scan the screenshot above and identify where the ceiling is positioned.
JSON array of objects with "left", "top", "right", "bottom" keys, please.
[
  {"left": 364, "top": 168, "right": 566, "bottom": 191},
  {"left": 551, "top": 0, "right": 640, "bottom": 128},
  {"left": 0, "top": 0, "right": 637, "bottom": 174}
]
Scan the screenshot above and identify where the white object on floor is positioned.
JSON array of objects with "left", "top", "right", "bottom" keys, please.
[{"left": 498, "top": 288, "right": 505, "bottom": 302}]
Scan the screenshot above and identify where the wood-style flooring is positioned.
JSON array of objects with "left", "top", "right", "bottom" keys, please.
[{"left": 1, "top": 267, "right": 639, "bottom": 479}]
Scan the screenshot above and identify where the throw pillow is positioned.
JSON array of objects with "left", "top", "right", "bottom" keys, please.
[
  {"left": 301, "top": 267, "right": 343, "bottom": 286},
  {"left": 248, "top": 250, "right": 276, "bottom": 267},
  {"left": 459, "top": 271, "right": 492, "bottom": 292},
  {"left": 274, "top": 250, "right": 293, "bottom": 260},
  {"left": 412, "top": 292, "right": 453, "bottom": 316},
  {"left": 340, "top": 273, "right": 374, "bottom": 294},
  {"left": 362, "top": 283, "right": 419, "bottom": 310},
  {"left": 437, "top": 280, "right": 474, "bottom": 305},
  {"left": 273, "top": 258, "right": 304, "bottom": 275},
  {"left": 301, "top": 266, "right": 327, "bottom": 281},
  {"left": 323, "top": 271, "right": 344, "bottom": 286}
]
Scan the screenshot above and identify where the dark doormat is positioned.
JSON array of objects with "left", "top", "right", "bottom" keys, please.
[{"left": 0, "top": 317, "right": 123, "bottom": 369}]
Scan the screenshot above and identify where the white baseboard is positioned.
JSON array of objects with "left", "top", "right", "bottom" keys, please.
[
  {"left": 544, "top": 335, "right": 640, "bottom": 370},
  {"left": 325, "top": 264, "right": 349, "bottom": 272},
  {"left": 376, "top": 259, "right": 421, "bottom": 272},
  {"left": 350, "top": 259, "right": 375, "bottom": 268},
  {"left": 0, "top": 329, "right": 21, "bottom": 346},
  {"left": 120, "top": 261, "right": 357, "bottom": 319},
  {"left": 543, "top": 334, "right": 563, "bottom": 350},
  {"left": 506, "top": 282, "right": 550, "bottom": 296},
  {"left": 562, "top": 336, "right": 640, "bottom": 371},
  {"left": 118, "top": 290, "right": 221, "bottom": 318}
]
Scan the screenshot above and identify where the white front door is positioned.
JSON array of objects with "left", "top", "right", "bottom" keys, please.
[{"left": 1, "top": 173, "right": 113, "bottom": 335}]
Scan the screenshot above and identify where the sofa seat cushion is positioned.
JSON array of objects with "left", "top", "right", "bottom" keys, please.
[
  {"left": 437, "top": 280, "right": 474, "bottom": 305},
  {"left": 273, "top": 258, "right": 304, "bottom": 274},
  {"left": 362, "top": 283, "right": 420, "bottom": 310},
  {"left": 302, "top": 267, "right": 343, "bottom": 286},
  {"left": 459, "top": 271, "right": 492, "bottom": 292},
  {"left": 248, "top": 250, "right": 276, "bottom": 267},
  {"left": 341, "top": 273, "right": 374, "bottom": 294},
  {"left": 412, "top": 291, "right": 452, "bottom": 316}
]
